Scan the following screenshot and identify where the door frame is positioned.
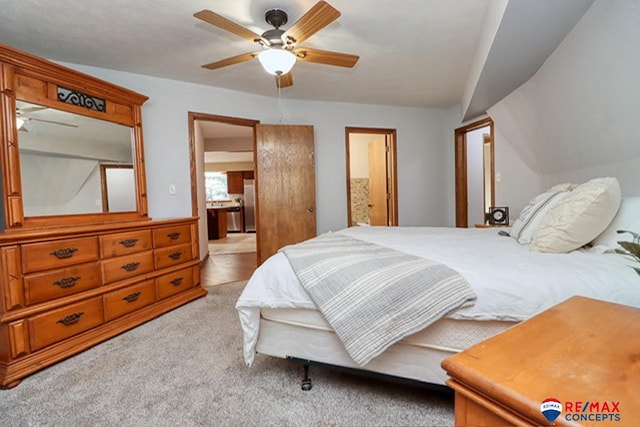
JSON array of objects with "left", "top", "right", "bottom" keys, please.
[
  {"left": 345, "top": 127, "right": 398, "bottom": 227},
  {"left": 187, "top": 112, "right": 260, "bottom": 260},
  {"left": 454, "top": 117, "right": 494, "bottom": 228}
]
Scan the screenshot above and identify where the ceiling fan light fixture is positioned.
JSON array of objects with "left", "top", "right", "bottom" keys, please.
[{"left": 257, "top": 49, "right": 296, "bottom": 76}]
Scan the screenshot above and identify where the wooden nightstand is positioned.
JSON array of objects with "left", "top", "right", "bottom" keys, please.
[
  {"left": 442, "top": 296, "right": 639, "bottom": 426},
  {"left": 474, "top": 223, "right": 509, "bottom": 228}
]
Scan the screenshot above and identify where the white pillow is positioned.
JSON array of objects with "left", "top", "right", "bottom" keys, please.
[
  {"left": 510, "top": 191, "right": 568, "bottom": 245},
  {"left": 546, "top": 182, "right": 575, "bottom": 193},
  {"left": 590, "top": 196, "right": 640, "bottom": 252},
  {"left": 530, "top": 177, "right": 622, "bottom": 253}
]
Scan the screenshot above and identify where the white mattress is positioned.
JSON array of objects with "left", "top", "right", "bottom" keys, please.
[{"left": 260, "top": 307, "right": 515, "bottom": 353}]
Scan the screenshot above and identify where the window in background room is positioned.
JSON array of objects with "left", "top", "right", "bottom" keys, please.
[{"left": 205, "top": 172, "right": 229, "bottom": 201}]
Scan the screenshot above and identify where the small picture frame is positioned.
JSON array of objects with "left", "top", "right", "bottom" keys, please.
[{"left": 488, "top": 206, "right": 509, "bottom": 225}]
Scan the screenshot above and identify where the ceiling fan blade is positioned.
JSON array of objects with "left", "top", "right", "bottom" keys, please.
[
  {"left": 29, "top": 117, "right": 78, "bottom": 128},
  {"left": 276, "top": 72, "right": 293, "bottom": 89},
  {"left": 294, "top": 47, "right": 359, "bottom": 68},
  {"left": 194, "top": 10, "right": 263, "bottom": 43},
  {"left": 202, "top": 52, "right": 258, "bottom": 70},
  {"left": 283, "top": 1, "right": 340, "bottom": 45}
]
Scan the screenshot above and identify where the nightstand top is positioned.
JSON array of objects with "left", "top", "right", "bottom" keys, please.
[{"left": 442, "top": 296, "right": 640, "bottom": 426}]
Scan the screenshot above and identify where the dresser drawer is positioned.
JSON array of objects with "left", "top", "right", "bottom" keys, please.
[
  {"left": 153, "top": 225, "right": 191, "bottom": 248},
  {"left": 102, "top": 251, "right": 154, "bottom": 284},
  {"left": 100, "top": 230, "right": 152, "bottom": 258},
  {"left": 156, "top": 266, "right": 195, "bottom": 300},
  {"left": 103, "top": 280, "right": 156, "bottom": 322},
  {"left": 27, "top": 297, "right": 103, "bottom": 351},
  {"left": 21, "top": 236, "right": 99, "bottom": 273},
  {"left": 154, "top": 244, "right": 192, "bottom": 270},
  {"left": 24, "top": 261, "right": 102, "bottom": 305}
]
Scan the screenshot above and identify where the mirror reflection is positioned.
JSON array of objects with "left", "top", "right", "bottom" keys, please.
[{"left": 17, "top": 100, "right": 136, "bottom": 216}]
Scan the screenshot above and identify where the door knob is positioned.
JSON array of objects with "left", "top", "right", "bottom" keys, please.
[{"left": 307, "top": 207, "right": 315, "bottom": 213}]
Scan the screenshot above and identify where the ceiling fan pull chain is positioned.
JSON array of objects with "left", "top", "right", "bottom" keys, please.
[{"left": 277, "top": 76, "right": 283, "bottom": 123}]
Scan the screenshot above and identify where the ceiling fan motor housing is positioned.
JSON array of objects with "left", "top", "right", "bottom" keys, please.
[
  {"left": 262, "top": 9, "right": 289, "bottom": 47},
  {"left": 261, "top": 28, "right": 286, "bottom": 47},
  {"left": 265, "top": 9, "right": 288, "bottom": 28}
]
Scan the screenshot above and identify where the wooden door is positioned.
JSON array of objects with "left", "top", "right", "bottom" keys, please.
[
  {"left": 255, "top": 124, "right": 316, "bottom": 265},
  {"left": 368, "top": 138, "right": 388, "bottom": 226}
]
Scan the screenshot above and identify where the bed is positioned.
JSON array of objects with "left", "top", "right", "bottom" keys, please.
[{"left": 236, "top": 181, "right": 640, "bottom": 388}]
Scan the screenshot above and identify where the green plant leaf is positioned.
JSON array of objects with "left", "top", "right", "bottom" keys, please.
[
  {"left": 618, "top": 241, "right": 640, "bottom": 262},
  {"left": 617, "top": 229, "right": 640, "bottom": 244}
]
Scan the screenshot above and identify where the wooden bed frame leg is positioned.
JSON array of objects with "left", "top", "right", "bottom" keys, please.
[{"left": 301, "top": 362, "right": 313, "bottom": 391}]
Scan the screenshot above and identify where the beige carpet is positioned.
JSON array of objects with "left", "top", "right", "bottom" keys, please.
[
  {"left": 209, "top": 233, "right": 256, "bottom": 255},
  {"left": 0, "top": 282, "right": 454, "bottom": 426}
]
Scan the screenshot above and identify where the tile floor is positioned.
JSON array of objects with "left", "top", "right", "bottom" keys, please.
[{"left": 202, "top": 233, "right": 257, "bottom": 287}]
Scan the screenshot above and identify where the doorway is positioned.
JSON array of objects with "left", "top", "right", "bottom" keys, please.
[
  {"left": 188, "top": 112, "right": 258, "bottom": 261},
  {"left": 454, "top": 118, "right": 494, "bottom": 228},
  {"left": 345, "top": 127, "right": 398, "bottom": 227}
]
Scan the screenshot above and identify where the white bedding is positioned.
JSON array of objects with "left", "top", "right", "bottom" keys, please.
[{"left": 236, "top": 226, "right": 640, "bottom": 365}]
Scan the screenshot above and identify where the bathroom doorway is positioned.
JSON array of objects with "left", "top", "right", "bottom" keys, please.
[
  {"left": 454, "top": 117, "right": 495, "bottom": 228},
  {"left": 345, "top": 127, "right": 398, "bottom": 227}
]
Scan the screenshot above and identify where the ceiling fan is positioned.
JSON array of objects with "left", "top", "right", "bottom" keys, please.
[
  {"left": 194, "top": 1, "right": 359, "bottom": 88},
  {"left": 16, "top": 106, "right": 78, "bottom": 132}
]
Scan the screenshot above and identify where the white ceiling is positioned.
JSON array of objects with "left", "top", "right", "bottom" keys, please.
[{"left": 0, "top": 0, "right": 593, "bottom": 116}]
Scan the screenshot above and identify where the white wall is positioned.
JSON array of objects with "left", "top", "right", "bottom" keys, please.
[
  {"left": 487, "top": 0, "right": 640, "bottom": 219},
  {"left": 283, "top": 99, "right": 455, "bottom": 230},
  {"left": 60, "top": 62, "right": 458, "bottom": 234}
]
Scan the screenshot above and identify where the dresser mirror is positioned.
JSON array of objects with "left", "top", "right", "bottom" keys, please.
[
  {"left": 17, "top": 100, "right": 136, "bottom": 216},
  {"left": 0, "top": 43, "right": 149, "bottom": 231}
]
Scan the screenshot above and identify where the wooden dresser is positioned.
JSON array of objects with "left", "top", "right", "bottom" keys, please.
[
  {"left": 0, "top": 44, "right": 207, "bottom": 389},
  {"left": 0, "top": 217, "right": 206, "bottom": 388},
  {"left": 442, "top": 296, "right": 639, "bottom": 426}
]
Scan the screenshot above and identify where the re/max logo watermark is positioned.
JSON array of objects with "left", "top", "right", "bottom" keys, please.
[
  {"left": 540, "top": 398, "right": 621, "bottom": 423},
  {"left": 564, "top": 401, "right": 621, "bottom": 423}
]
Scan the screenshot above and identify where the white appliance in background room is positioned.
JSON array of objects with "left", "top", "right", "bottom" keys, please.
[{"left": 244, "top": 179, "right": 256, "bottom": 232}]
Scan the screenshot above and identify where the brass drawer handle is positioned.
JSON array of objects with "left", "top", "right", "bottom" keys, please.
[
  {"left": 57, "top": 312, "right": 84, "bottom": 326},
  {"left": 168, "top": 251, "right": 183, "bottom": 260},
  {"left": 121, "top": 262, "right": 140, "bottom": 272},
  {"left": 122, "top": 292, "right": 141, "bottom": 303},
  {"left": 170, "top": 277, "right": 184, "bottom": 287},
  {"left": 53, "top": 276, "right": 81, "bottom": 289},
  {"left": 167, "top": 232, "right": 181, "bottom": 240},
  {"left": 119, "top": 238, "right": 139, "bottom": 248},
  {"left": 50, "top": 248, "right": 78, "bottom": 259}
]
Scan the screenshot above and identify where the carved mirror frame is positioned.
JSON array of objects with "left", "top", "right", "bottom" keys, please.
[{"left": 0, "top": 44, "right": 149, "bottom": 230}]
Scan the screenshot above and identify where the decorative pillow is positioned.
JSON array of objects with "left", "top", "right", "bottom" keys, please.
[
  {"left": 590, "top": 196, "right": 640, "bottom": 252},
  {"left": 546, "top": 182, "right": 575, "bottom": 193},
  {"left": 530, "top": 177, "right": 622, "bottom": 253},
  {"left": 510, "top": 191, "right": 569, "bottom": 245}
]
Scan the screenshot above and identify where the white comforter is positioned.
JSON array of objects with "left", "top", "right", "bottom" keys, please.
[{"left": 236, "top": 226, "right": 640, "bottom": 365}]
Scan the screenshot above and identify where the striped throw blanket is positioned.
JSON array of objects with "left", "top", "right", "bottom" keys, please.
[{"left": 280, "top": 232, "right": 476, "bottom": 366}]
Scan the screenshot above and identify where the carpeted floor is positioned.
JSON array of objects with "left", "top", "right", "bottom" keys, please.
[{"left": 0, "top": 282, "right": 454, "bottom": 426}]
